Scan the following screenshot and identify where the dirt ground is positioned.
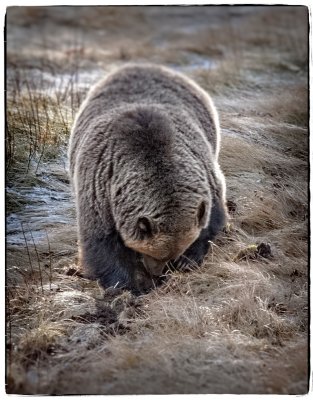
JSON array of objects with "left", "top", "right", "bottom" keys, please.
[{"left": 5, "top": 5, "right": 309, "bottom": 395}]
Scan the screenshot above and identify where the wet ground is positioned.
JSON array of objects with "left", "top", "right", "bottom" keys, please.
[{"left": 6, "top": 156, "right": 73, "bottom": 246}]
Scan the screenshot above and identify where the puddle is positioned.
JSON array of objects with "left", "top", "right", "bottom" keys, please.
[
  {"left": 7, "top": 66, "right": 105, "bottom": 98},
  {"left": 183, "top": 54, "right": 218, "bottom": 71},
  {"left": 6, "top": 157, "right": 76, "bottom": 247},
  {"left": 40, "top": 68, "right": 105, "bottom": 93},
  {"left": 171, "top": 53, "right": 218, "bottom": 72}
]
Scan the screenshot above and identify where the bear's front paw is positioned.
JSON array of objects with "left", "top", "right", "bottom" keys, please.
[{"left": 132, "top": 265, "right": 166, "bottom": 294}]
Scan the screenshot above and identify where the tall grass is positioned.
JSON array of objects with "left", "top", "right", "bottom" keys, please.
[{"left": 6, "top": 48, "right": 83, "bottom": 175}]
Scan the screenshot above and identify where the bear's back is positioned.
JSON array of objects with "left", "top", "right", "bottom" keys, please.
[
  {"left": 77, "top": 64, "right": 220, "bottom": 153},
  {"left": 69, "top": 64, "right": 221, "bottom": 198}
]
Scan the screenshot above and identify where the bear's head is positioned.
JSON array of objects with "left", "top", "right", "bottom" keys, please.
[{"left": 118, "top": 195, "right": 211, "bottom": 276}]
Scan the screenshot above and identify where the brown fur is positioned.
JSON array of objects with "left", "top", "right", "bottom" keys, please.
[{"left": 68, "top": 63, "right": 227, "bottom": 291}]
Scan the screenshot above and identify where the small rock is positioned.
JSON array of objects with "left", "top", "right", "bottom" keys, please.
[
  {"left": 227, "top": 199, "right": 237, "bottom": 214},
  {"left": 257, "top": 242, "right": 273, "bottom": 259}
]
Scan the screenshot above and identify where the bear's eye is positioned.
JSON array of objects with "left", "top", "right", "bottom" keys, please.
[
  {"left": 197, "top": 201, "right": 207, "bottom": 226},
  {"left": 137, "top": 216, "right": 153, "bottom": 238}
]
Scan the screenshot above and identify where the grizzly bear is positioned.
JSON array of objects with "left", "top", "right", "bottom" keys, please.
[{"left": 69, "top": 63, "right": 227, "bottom": 293}]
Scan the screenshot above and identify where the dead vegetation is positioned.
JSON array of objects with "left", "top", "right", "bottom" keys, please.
[{"left": 6, "top": 5, "right": 308, "bottom": 395}]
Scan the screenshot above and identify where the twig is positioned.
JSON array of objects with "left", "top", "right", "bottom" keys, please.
[
  {"left": 28, "top": 224, "right": 44, "bottom": 294},
  {"left": 45, "top": 228, "right": 53, "bottom": 290},
  {"left": 20, "top": 222, "right": 35, "bottom": 280}
]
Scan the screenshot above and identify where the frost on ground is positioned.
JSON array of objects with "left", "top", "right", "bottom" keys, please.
[{"left": 6, "top": 6, "right": 309, "bottom": 395}]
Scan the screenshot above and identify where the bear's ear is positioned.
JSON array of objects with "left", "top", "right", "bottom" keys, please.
[
  {"left": 137, "top": 216, "right": 158, "bottom": 239},
  {"left": 197, "top": 201, "right": 208, "bottom": 228}
]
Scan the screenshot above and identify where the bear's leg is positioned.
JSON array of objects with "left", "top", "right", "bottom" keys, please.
[
  {"left": 172, "top": 197, "right": 227, "bottom": 271},
  {"left": 80, "top": 230, "right": 154, "bottom": 294}
]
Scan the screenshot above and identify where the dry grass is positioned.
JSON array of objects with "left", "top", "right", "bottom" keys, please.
[
  {"left": 6, "top": 5, "right": 309, "bottom": 395},
  {"left": 6, "top": 61, "right": 81, "bottom": 175}
]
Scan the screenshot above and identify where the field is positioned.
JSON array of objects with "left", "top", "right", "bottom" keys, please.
[{"left": 6, "top": 5, "right": 309, "bottom": 394}]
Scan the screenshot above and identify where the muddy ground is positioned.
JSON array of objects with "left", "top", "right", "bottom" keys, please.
[{"left": 6, "top": 5, "right": 309, "bottom": 395}]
